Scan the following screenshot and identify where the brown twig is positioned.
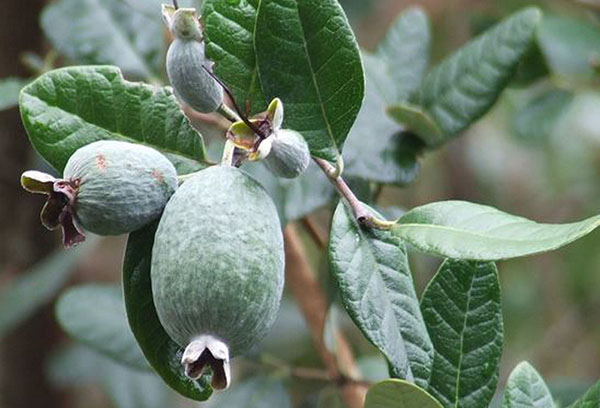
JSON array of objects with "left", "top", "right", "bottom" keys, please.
[{"left": 284, "top": 225, "right": 367, "bottom": 408}]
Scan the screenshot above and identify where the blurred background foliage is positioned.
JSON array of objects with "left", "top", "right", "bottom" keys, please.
[{"left": 1, "top": 0, "right": 600, "bottom": 407}]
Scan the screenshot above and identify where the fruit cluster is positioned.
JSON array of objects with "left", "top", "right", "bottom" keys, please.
[{"left": 20, "top": 4, "right": 314, "bottom": 391}]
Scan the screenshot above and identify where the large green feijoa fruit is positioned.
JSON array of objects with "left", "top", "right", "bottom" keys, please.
[
  {"left": 163, "top": 6, "right": 223, "bottom": 113},
  {"left": 150, "top": 165, "right": 284, "bottom": 390},
  {"left": 21, "top": 140, "right": 178, "bottom": 248}
]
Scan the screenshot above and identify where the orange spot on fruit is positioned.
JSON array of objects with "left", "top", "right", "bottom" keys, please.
[{"left": 96, "top": 155, "right": 107, "bottom": 172}]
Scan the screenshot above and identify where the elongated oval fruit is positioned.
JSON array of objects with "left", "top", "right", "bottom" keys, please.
[
  {"left": 21, "top": 140, "right": 178, "bottom": 248},
  {"left": 264, "top": 129, "right": 311, "bottom": 179},
  {"left": 166, "top": 9, "right": 223, "bottom": 113},
  {"left": 64, "top": 141, "right": 178, "bottom": 235},
  {"left": 151, "top": 166, "right": 284, "bottom": 390}
]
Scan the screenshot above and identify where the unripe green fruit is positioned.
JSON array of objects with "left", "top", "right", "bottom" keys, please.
[
  {"left": 166, "top": 10, "right": 223, "bottom": 113},
  {"left": 64, "top": 140, "right": 178, "bottom": 235},
  {"left": 264, "top": 129, "right": 311, "bottom": 179},
  {"left": 151, "top": 166, "right": 284, "bottom": 389}
]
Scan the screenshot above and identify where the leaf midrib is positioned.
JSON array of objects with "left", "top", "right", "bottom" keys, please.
[
  {"left": 295, "top": 1, "right": 339, "bottom": 157},
  {"left": 453, "top": 267, "right": 476, "bottom": 408}
]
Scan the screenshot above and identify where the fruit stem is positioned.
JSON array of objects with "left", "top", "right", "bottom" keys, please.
[
  {"left": 313, "top": 158, "right": 394, "bottom": 230},
  {"left": 221, "top": 139, "right": 236, "bottom": 167}
]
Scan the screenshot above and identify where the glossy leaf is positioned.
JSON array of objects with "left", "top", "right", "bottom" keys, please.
[
  {"left": 393, "top": 201, "right": 600, "bottom": 261},
  {"left": 207, "top": 377, "right": 292, "bottom": 408},
  {"left": 421, "top": 260, "right": 503, "bottom": 408},
  {"left": 0, "top": 77, "right": 27, "bottom": 111},
  {"left": 55, "top": 284, "right": 149, "bottom": 370},
  {"left": 202, "top": 0, "right": 266, "bottom": 114},
  {"left": 19, "top": 66, "right": 207, "bottom": 174},
  {"left": 255, "top": 0, "right": 365, "bottom": 161},
  {"left": 329, "top": 202, "right": 434, "bottom": 387},
  {"left": 344, "top": 53, "right": 422, "bottom": 185},
  {"left": 365, "top": 379, "right": 443, "bottom": 408},
  {"left": 376, "top": 6, "right": 430, "bottom": 102},
  {"left": 537, "top": 14, "right": 600, "bottom": 79},
  {"left": 123, "top": 221, "right": 212, "bottom": 401},
  {"left": 569, "top": 381, "right": 600, "bottom": 408},
  {"left": 0, "top": 241, "right": 95, "bottom": 338},
  {"left": 503, "top": 362, "right": 554, "bottom": 408},
  {"left": 412, "top": 8, "right": 541, "bottom": 146},
  {"left": 41, "top": 0, "right": 164, "bottom": 79}
]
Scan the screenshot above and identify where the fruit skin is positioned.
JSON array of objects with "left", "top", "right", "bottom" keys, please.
[
  {"left": 166, "top": 9, "right": 223, "bottom": 113},
  {"left": 63, "top": 140, "right": 178, "bottom": 235},
  {"left": 265, "top": 129, "right": 311, "bottom": 179},
  {"left": 150, "top": 166, "right": 284, "bottom": 358}
]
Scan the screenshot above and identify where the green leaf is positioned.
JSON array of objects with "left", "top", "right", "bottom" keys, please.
[
  {"left": 387, "top": 103, "right": 444, "bottom": 147},
  {"left": 55, "top": 284, "right": 149, "bottom": 370},
  {"left": 420, "top": 260, "right": 503, "bottom": 408},
  {"left": 122, "top": 221, "right": 212, "bottom": 401},
  {"left": 245, "top": 162, "right": 335, "bottom": 225},
  {"left": 365, "top": 379, "right": 443, "bottom": 408},
  {"left": 376, "top": 6, "right": 430, "bottom": 102},
  {"left": 207, "top": 377, "right": 292, "bottom": 408},
  {"left": 202, "top": 0, "right": 266, "bottom": 114},
  {"left": 537, "top": 14, "right": 600, "bottom": 80},
  {"left": 512, "top": 89, "right": 573, "bottom": 145},
  {"left": 569, "top": 381, "right": 600, "bottom": 408},
  {"left": 344, "top": 53, "right": 422, "bottom": 185},
  {"left": 329, "top": 202, "right": 433, "bottom": 387},
  {"left": 19, "top": 66, "right": 208, "bottom": 174},
  {"left": 41, "top": 0, "right": 164, "bottom": 79},
  {"left": 0, "top": 77, "right": 27, "bottom": 111},
  {"left": 255, "top": 0, "right": 365, "bottom": 162},
  {"left": 0, "top": 240, "right": 96, "bottom": 338},
  {"left": 503, "top": 362, "right": 554, "bottom": 408},
  {"left": 411, "top": 7, "right": 541, "bottom": 146},
  {"left": 393, "top": 201, "right": 600, "bottom": 261}
]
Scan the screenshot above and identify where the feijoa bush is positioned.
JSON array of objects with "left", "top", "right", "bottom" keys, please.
[{"left": 11, "top": 0, "right": 600, "bottom": 406}]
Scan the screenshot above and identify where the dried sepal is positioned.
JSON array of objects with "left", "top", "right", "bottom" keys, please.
[
  {"left": 21, "top": 170, "right": 56, "bottom": 194},
  {"left": 182, "top": 335, "right": 231, "bottom": 390}
]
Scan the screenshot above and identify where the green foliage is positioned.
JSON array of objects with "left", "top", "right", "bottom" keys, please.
[
  {"left": 364, "top": 379, "right": 443, "bottom": 408},
  {"left": 421, "top": 260, "right": 503, "bottom": 408},
  {"left": 19, "top": 66, "right": 207, "bottom": 173},
  {"left": 202, "top": 0, "right": 266, "bottom": 114},
  {"left": 255, "top": 0, "right": 364, "bottom": 162},
  {"left": 55, "top": 284, "right": 148, "bottom": 370},
  {"left": 393, "top": 201, "right": 600, "bottom": 260},
  {"left": 329, "top": 202, "right": 433, "bottom": 387},
  {"left": 0, "top": 241, "right": 95, "bottom": 338},
  {"left": 47, "top": 345, "right": 170, "bottom": 408},
  {"left": 537, "top": 14, "right": 600, "bottom": 80},
  {"left": 512, "top": 89, "right": 574, "bottom": 145},
  {"left": 376, "top": 6, "right": 431, "bottom": 102},
  {"left": 41, "top": 0, "right": 164, "bottom": 79},
  {"left": 502, "top": 362, "right": 554, "bottom": 408},
  {"left": 570, "top": 381, "right": 600, "bottom": 408},
  {"left": 122, "top": 221, "right": 213, "bottom": 401},
  {"left": 344, "top": 54, "right": 422, "bottom": 185},
  {"left": 396, "top": 8, "right": 541, "bottom": 146},
  {"left": 0, "top": 77, "right": 27, "bottom": 111}
]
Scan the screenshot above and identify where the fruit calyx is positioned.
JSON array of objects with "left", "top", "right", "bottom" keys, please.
[
  {"left": 182, "top": 335, "right": 231, "bottom": 390},
  {"left": 21, "top": 170, "right": 85, "bottom": 249}
]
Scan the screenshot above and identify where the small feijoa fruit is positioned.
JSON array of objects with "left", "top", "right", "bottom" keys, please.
[
  {"left": 164, "top": 7, "right": 223, "bottom": 113},
  {"left": 264, "top": 130, "right": 310, "bottom": 179},
  {"left": 150, "top": 166, "right": 284, "bottom": 389}
]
